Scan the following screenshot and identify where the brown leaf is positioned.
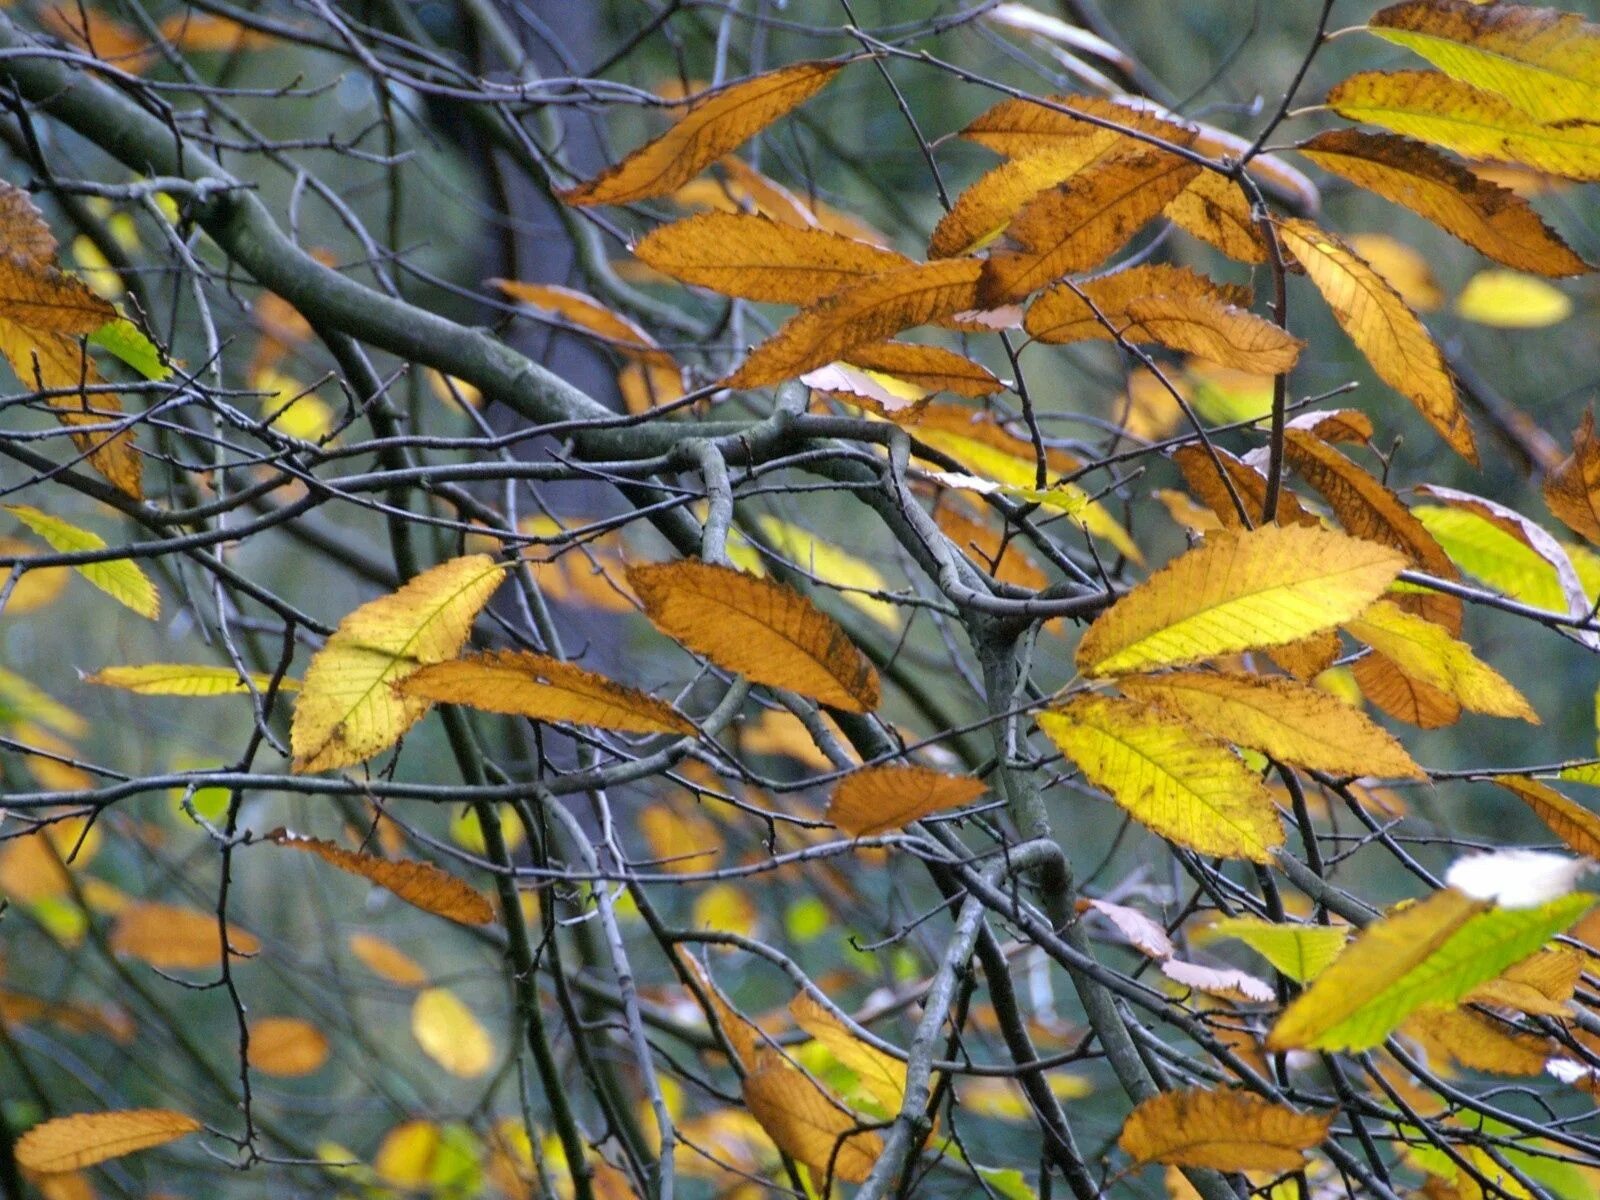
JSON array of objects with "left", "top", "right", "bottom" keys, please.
[
  {"left": 399, "top": 649, "right": 694, "bottom": 735},
  {"left": 743, "top": 1053, "right": 883, "bottom": 1184},
  {"left": 1170, "top": 444, "right": 1317, "bottom": 529},
  {"left": 1352, "top": 652, "right": 1461, "bottom": 729},
  {"left": 1298, "top": 130, "right": 1589, "bottom": 276},
  {"left": 16, "top": 1110, "right": 201, "bottom": 1174},
  {"left": 491, "top": 280, "right": 674, "bottom": 366},
  {"left": 980, "top": 144, "right": 1201, "bottom": 304},
  {"left": 268, "top": 829, "right": 494, "bottom": 925},
  {"left": 1495, "top": 775, "right": 1600, "bottom": 858},
  {"left": 628, "top": 559, "right": 880, "bottom": 711},
  {"left": 1403, "top": 1009, "right": 1551, "bottom": 1076},
  {"left": 827, "top": 764, "right": 986, "bottom": 836},
  {"left": 634, "top": 212, "right": 912, "bottom": 304},
  {"left": 1117, "top": 1088, "right": 1332, "bottom": 1172},
  {"left": 1545, "top": 409, "right": 1600, "bottom": 543},
  {"left": 561, "top": 61, "right": 844, "bottom": 205},
  {"left": 1165, "top": 171, "right": 1268, "bottom": 263},
  {"left": 725, "top": 259, "right": 983, "bottom": 388},
  {"left": 1277, "top": 218, "right": 1473, "bottom": 463},
  {"left": 1025, "top": 264, "right": 1248, "bottom": 343}
]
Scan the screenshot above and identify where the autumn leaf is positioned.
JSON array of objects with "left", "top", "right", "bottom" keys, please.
[
  {"left": 1170, "top": 444, "right": 1318, "bottom": 529},
  {"left": 1467, "top": 945, "right": 1585, "bottom": 1016},
  {"left": 1271, "top": 887, "right": 1594, "bottom": 1052},
  {"left": 1367, "top": 0, "right": 1600, "bottom": 122},
  {"left": 1327, "top": 70, "right": 1600, "bottom": 182},
  {"left": 1117, "top": 1089, "right": 1332, "bottom": 1172},
  {"left": 84, "top": 663, "right": 297, "bottom": 695},
  {"left": 248, "top": 1016, "right": 331, "bottom": 1077},
  {"left": 1403, "top": 1008, "right": 1551, "bottom": 1077},
  {"left": 16, "top": 1110, "right": 201, "bottom": 1174},
  {"left": 1352, "top": 652, "right": 1461, "bottom": 729},
  {"left": 634, "top": 213, "right": 912, "bottom": 303},
  {"left": 1349, "top": 232, "right": 1445, "bottom": 310},
  {"left": 348, "top": 932, "right": 429, "bottom": 988},
  {"left": 628, "top": 559, "right": 880, "bottom": 711},
  {"left": 1277, "top": 218, "right": 1473, "bottom": 462},
  {"left": 561, "top": 61, "right": 844, "bottom": 205},
  {"left": 398, "top": 650, "right": 694, "bottom": 736},
  {"left": 724, "top": 258, "right": 983, "bottom": 389},
  {"left": 1456, "top": 269, "right": 1572, "bottom": 327},
  {"left": 1075, "top": 525, "right": 1407, "bottom": 677},
  {"left": 412, "top": 987, "right": 494, "bottom": 1077},
  {"left": 790, "top": 992, "right": 906, "bottom": 1116},
  {"left": 1203, "top": 917, "right": 1349, "bottom": 982},
  {"left": 841, "top": 342, "right": 1002, "bottom": 398},
  {"left": 1345, "top": 600, "right": 1538, "bottom": 722},
  {"left": 743, "top": 1053, "right": 882, "bottom": 1184},
  {"left": 290, "top": 555, "right": 505, "bottom": 772},
  {"left": 1115, "top": 670, "right": 1424, "bottom": 778},
  {"left": 492, "top": 280, "right": 675, "bottom": 366},
  {"left": 109, "top": 902, "right": 260, "bottom": 970},
  {"left": 268, "top": 829, "right": 494, "bottom": 925},
  {"left": 1298, "top": 130, "right": 1588, "bottom": 276},
  {"left": 1495, "top": 775, "right": 1600, "bottom": 858},
  {"left": 826, "top": 764, "right": 987, "bottom": 836},
  {"left": 1165, "top": 170, "right": 1268, "bottom": 263},
  {"left": 5, "top": 505, "right": 158, "bottom": 619},
  {"left": 979, "top": 143, "right": 1201, "bottom": 305},
  {"left": 1159, "top": 958, "right": 1275, "bottom": 1004},
  {"left": 1038, "top": 693, "right": 1285, "bottom": 862},
  {"left": 1545, "top": 410, "right": 1600, "bottom": 543}
]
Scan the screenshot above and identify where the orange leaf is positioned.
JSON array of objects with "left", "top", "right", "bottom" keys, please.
[
  {"left": 269, "top": 830, "right": 493, "bottom": 925},
  {"left": 16, "top": 1110, "right": 200, "bottom": 1174},
  {"left": 827, "top": 764, "right": 987, "bottom": 836}
]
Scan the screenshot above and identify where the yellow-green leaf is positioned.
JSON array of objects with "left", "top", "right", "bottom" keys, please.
[
  {"left": 4, "top": 505, "right": 157, "bottom": 619},
  {"left": 1202, "top": 917, "right": 1349, "bottom": 983},
  {"left": 1345, "top": 600, "right": 1538, "bottom": 722},
  {"left": 84, "top": 663, "right": 298, "bottom": 696}
]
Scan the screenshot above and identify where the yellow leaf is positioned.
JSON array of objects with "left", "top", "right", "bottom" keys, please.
[
  {"left": 633, "top": 213, "right": 911, "bottom": 304},
  {"left": 290, "top": 555, "right": 505, "bottom": 772},
  {"left": 691, "top": 882, "right": 758, "bottom": 937},
  {"left": 826, "top": 764, "right": 987, "bottom": 836},
  {"left": 791, "top": 992, "right": 906, "bottom": 1116},
  {"left": 492, "top": 280, "right": 674, "bottom": 365},
  {"left": 1165, "top": 170, "right": 1268, "bottom": 263},
  {"left": 1327, "top": 69, "right": 1600, "bottom": 182},
  {"left": 1116, "top": 670, "right": 1424, "bottom": 778},
  {"left": 980, "top": 144, "right": 1202, "bottom": 304},
  {"left": 1076, "top": 525, "right": 1407, "bottom": 677},
  {"left": 1368, "top": 0, "right": 1600, "bottom": 122},
  {"left": 1545, "top": 409, "right": 1600, "bottom": 543},
  {"left": 268, "top": 829, "right": 493, "bottom": 925},
  {"left": 742, "top": 1053, "right": 882, "bottom": 1184},
  {"left": 15, "top": 1110, "right": 201, "bottom": 1174},
  {"left": 638, "top": 804, "right": 722, "bottom": 874},
  {"left": 627, "top": 559, "right": 879, "bottom": 712},
  {"left": 398, "top": 649, "right": 693, "bottom": 735},
  {"left": 84, "top": 663, "right": 297, "bottom": 696},
  {"left": 1299, "top": 130, "right": 1588, "bottom": 276},
  {"left": 1203, "top": 917, "right": 1349, "bottom": 982},
  {"left": 0, "top": 536, "right": 67, "bottom": 614},
  {"left": 4, "top": 505, "right": 157, "bottom": 618},
  {"left": 347, "top": 932, "right": 429, "bottom": 987},
  {"left": 1402, "top": 1008, "right": 1550, "bottom": 1076},
  {"left": 744, "top": 514, "right": 901, "bottom": 630},
  {"left": 248, "top": 1016, "right": 330, "bottom": 1077},
  {"left": 561, "top": 62, "right": 844, "bottom": 205},
  {"left": 1278, "top": 218, "right": 1474, "bottom": 462},
  {"left": 1023, "top": 263, "right": 1247, "bottom": 344},
  {"left": 109, "top": 901, "right": 260, "bottom": 969},
  {"left": 373, "top": 1120, "right": 442, "bottom": 1189},
  {"left": 412, "top": 987, "right": 494, "bottom": 1078},
  {"left": 158, "top": 10, "right": 278, "bottom": 52},
  {"left": 1455, "top": 270, "right": 1572, "bottom": 327},
  {"left": 1347, "top": 232, "right": 1445, "bottom": 311},
  {"left": 1116, "top": 1089, "right": 1332, "bottom": 1172},
  {"left": 1465, "top": 945, "right": 1585, "bottom": 1015},
  {"left": 1038, "top": 693, "right": 1285, "bottom": 862},
  {"left": 724, "top": 259, "right": 983, "bottom": 389},
  {"left": 0, "top": 664, "right": 86, "bottom": 736},
  {"left": 1345, "top": 601, "right": 1538, "bottom": 722}
]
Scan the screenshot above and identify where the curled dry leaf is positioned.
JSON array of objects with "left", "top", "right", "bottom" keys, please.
[
  {"left": 16, "top": 1109, "right": 202, "bottom": 1174},
  {"left": 628, "top": 559, "right": 880, "bottom": 712},
  {"left": 1159, "top": 958, "right": 1276, "bottom": 1005},
  {"left": 826, "top": 764, "right": 986, "bottom": 836},
  {"left": 1117, "top": 1088, "right": 1333, "bottom": 1172},
  {"left": 1082, "top": 897, "right": 1175, "bottom": 960},
  {"left": 268, "top": 830, "right": 494, "bottom": 926},
  {"left": 561, "top": 61, "right": 844, "bottom": 205},
  {"left": 399, "top": 650, "right": 693, "bottom": 736}
]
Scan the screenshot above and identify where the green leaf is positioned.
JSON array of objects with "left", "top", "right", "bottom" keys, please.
[
  {"left": 1203, "top": 917, "right": 1349, "bottom": 982},
  {"left": 1413, "top": 504, "right": 1571, "bottom": 610},
  {"left": 89, "top": 318, "right": 170, "bottom": 381}
]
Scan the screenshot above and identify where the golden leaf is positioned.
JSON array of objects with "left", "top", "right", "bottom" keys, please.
[
  {"left": 289, "top": 555, "right": 505, "bottom": 772},
  {"left": 1169, "top": 444, "right": 1318, "bottom": 529},
  {"left": 638, "top": 804, "right": 722, "bottom": 874},
  {"left": 790, "top": 992, "right": 906, "bottom": 1116},
  {"left": 1466, "top": 945, "right": 1585, "bottom": 1015},
  {"left": 743, "top": 1054, "right": 882, "bottom": 1184},
  {"left": 1327, "top": 70, "right": 1600, "bottom": 182},
  {"left": 412, "top": 987, "right": 494, "bottom": 1078},
  {"left": 1545, "top": 409, "right": 1600, "bottom": 543},
  {"left": 1278, "top": 218, "right": 1473, "bottom": 462},
  {"left": 1266, "top": 629, "right": 1342, "bottom": 680},
  {"left": 627, "top": 559, "right": 880, "bottom": 712},
  {"left": 84, "top": 663, "right": 297, "bottom": 696},
  {"left": 1348, "top": 232, "right": 1445, "bottom": 311},
  {"left": 109, "top": 902, "right": 260, "bottom": 970},
  {"left": 826, "top": 764, "right": 987, "bottom": 836},
  {"left": 1345, "top": 601, "right": 1537, "bottom": 722},
  {"left": 1116, "top": 1089, "right": 1332, "bottom": 1172},
  {"left": 158, "top": 10, "right": 279, "bottom": 52},
  {"left": 1076, "top": 525, "right": 1407, "bottom": 677},
  {"left": 634, "top": 213, "right": 911, "bottom": 304},
  {"left": 724, "top": 259, "right": 983, "bottom": 388},
  {"left": 980, "top": 145, "right": 1202, "bottom": 304},
  {"left": 1402, "top": 1009, "right": 1550, "bottom": 1076},
  {"left": 399, "top": 649, "right": 693, "bottom": 736},
  {"left": 935, "top": 501, "right": 1048, "bottom": 590},
  {"left": 1038, "top": 693, "right": 1285, "bottom": 862},
  {"left": 1117, "top": 670, "right": 1424, "bottom": 778},
  {"left": 347, "top": 932, "right": 429, "bottom": 987},
  {"left": 1352, "top": 651, "right": 1462, "bottom": 729},
  {"left": 16, "top": 1110, "right": 201, "bottom": 1174},
  {"left": 4, "top": 505, "right": 158, "bottom": 619},
  {"left": 1279, "top": 428, "right": 1462, "bottom": 632},
  {"left": 1023, "top": 263, "right": 1249, "bottom": 343},
  {"left": 1165, "top": 170, "right": 1268, "bottom": 263},
  {"left": 1368, "top": 0, "right": 1600, "bottom": 122},
  {"left": 1495, "top": 775, "right": 1600, "bottom": 858},
  {"left": 491, "top": 280, "right": 674, "bottom": 366},
  {"left": 269, "top": 830, "right": 493, "bottom": 925},
  {"left": 0, "top": 536, "right": 67, "bottom": 614},
  {"left": 841, "top": 342, "right": 1002, "bottom": 398},
  {"left": 1298, "top": 130, "right": 1588, "bottom": 276},
  {"left": 1455, "top": 270, "right": 1572, "bottom": 327},
  {"left": 248, "top": 1016, "right": 331, "bottom": 1077},
  {"left": 562, "top": 62, "right": 844, "bottom": 205}
]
